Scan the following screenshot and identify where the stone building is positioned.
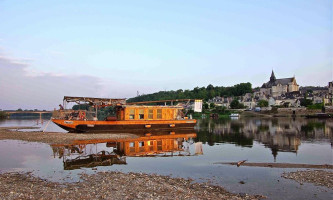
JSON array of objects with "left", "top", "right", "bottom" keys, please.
[
  {"left": 329, "top": 82, "right": 333, "bottom": 95},
  {"left": 260, "top": 71, "right": 299, "bottom": 97}
]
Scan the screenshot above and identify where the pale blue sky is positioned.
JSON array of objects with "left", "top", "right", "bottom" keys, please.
[{"left": 0, "top": 0, "right": 332, "bottom": 109}]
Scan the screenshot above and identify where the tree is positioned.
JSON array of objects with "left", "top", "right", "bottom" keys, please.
[
  {"left": 257, "top": 100, "right": 268, "bottom": 107},
  {"left": 210, "top": 103, "right": 215, "bottom": 109},
  {"left": 230, "top": 99, "right": 245, "bottom": 109},
  {"left": 17, "top": 108, "right": 22, "bottom": 111},
  {"left": 127, "top": 82, "right": 253, "bottom": 103},
  {"left": 300, "top": 99, "right": 313, "bottom": 107},
  {"left": 0, "top": 111, "right": 7, "bottom": 119},
  {"left": 214, "top": 106, "right": 227, "bottom": 114},
  {"left": 230, "top": 100, "right": 239, "bottom": 109},
  {"left": 203, "top": 102, "right": 209, "bottom": 110}
]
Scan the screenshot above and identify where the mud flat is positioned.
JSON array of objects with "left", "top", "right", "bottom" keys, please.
[
  {"left": 0, "top": 171, "right": 264, "bottom": 200},
  {"left": 0, "top": 127, "right": 138, "bottom": 144},
  {"left": 282, "top": 170, "right": 333, "bottom": 189}
]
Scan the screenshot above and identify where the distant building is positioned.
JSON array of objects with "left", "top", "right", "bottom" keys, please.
[
  {"left": 260, "top": 71, "right": 299, "bottom": 97},
  {"left": 329, "top": 82, "right": 333, "bottom": 95}
]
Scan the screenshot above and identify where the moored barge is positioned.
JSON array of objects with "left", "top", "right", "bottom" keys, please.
[{"left": 52, "top": 96, "right": 200, "bottom": 133}]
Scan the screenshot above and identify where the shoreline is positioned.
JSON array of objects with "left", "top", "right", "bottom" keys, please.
[
  {"left": 0, "top": 171, "right": 264, "bottom": 200},
  {"left": 0, "top": 127, "right": 139, "bottom": 145}
]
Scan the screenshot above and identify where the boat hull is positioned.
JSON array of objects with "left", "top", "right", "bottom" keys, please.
[{"left": 52, "top": 119, "right": 197, "bottom": 133}]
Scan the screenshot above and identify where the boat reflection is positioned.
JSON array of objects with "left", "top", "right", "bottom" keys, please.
[{"left": 51, "top": 129, "right": 198, "bottom": 170}]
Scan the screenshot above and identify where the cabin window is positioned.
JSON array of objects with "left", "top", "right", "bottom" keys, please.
[
  {"left": 148, "top": 141, "right": 154, "bottom": 151},
  {"left": 139, "top": 109, "right": 144, "bottom": 119},
  {"left": 129, "top": 142, "right": 135, "bottom": 147},
  {"left": 157, "top": 109, "right": 162, "bottom": 119},
  {"left": 157, "top": 140, "right": 162, "bottom": 151},
  {"left": 129, "top": 142, "right": 135, "bottom": 152},
  {"left": 139, "top": 141, "right": 145, "bottom": 152},
  {"left": 139, "top": 141, "right": 144, "bottom": 147},
  {"left": 148, "top": 109, "right": 153, "bottom": 119},
  {"left": 129, "top": 109, "right": 135, "bottom": 119}
]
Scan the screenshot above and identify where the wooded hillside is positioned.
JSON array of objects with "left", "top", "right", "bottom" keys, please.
[{"left": 127, "top": 83, "right": 252, "bottom": 102}]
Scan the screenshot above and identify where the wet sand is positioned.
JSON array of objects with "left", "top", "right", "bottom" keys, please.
[
  {"left": 0, "top": 171, "right": 264, "bottom": 200},
  {"left": 0, "top": 127, "right": 139, "bottom": 144},
  {"left": 282, "top": 170, "right": 333, "bottom": 189}
]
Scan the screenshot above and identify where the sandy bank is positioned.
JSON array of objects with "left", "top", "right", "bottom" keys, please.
[
  {"left": 0, "top": 127, "right": 139, "bottom": 145},
  {"left": 282, "top": 170, "right": 333, "bottom": 189},
  {"left": 0, "top": 171, "right": 264, "bottom": 200}
]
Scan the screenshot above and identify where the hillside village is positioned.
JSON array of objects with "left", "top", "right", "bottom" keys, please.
[{"left": 208, "top": 71, "right": 332, "bottom": 110}]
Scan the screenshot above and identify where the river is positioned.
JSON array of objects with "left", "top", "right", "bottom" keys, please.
[{"left": 0, "top": 117, "right": 332, "bottom": 199}]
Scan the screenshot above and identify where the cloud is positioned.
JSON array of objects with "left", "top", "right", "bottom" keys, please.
[{"left": 0, "top": 55, "right": 115, "bottom": 110}]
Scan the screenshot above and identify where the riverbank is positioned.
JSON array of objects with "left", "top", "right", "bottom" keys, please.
[
  {"left": 282, "top": 170, "right": 333, "bottom": 189},
  {"left": 0, "top": 127, "right": 138, "bottom": 145},
  {"left": 0, "top": 171, "right": 264, "bottom": 200}
]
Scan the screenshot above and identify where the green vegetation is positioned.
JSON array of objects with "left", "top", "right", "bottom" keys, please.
[
  {"left": 307, "top": 103, "right": 323, "bottom": 110},
  {"left": 229, "top": 99, "right": 245, "bottom": 109},
  {"left": 189, "top": 105, "right": 231, "bottom": 119},
  {"left": 300, "top": 99, "right": 313, "bottom": 107},
  {"left": 127, "top": 82, "right": 252, "bottom": 102},
  {"left": 257, "top": 100, "right": 268, "bottom": 107},
  {"left": 0, "top": 111, "right": 8, "bottom": 119},
  {"left": 301, "top": 121, "right": 325, "bottom": 136}
]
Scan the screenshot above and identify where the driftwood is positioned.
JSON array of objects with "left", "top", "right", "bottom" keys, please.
[{"left": 237, "top": 160, "right": 247, "bottom": 167}]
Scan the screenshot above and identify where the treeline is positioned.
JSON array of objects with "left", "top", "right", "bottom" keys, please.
[
  {"left": 0, "top": 111, "right": 7, "bottom": 119},
  {"left": 127, "top": 82, "right": 252, "bottom": 102}
]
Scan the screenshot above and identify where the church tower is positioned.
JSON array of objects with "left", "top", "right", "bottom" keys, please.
[{"left": 270, "top": 70, "right": 276, "bottom": 83}]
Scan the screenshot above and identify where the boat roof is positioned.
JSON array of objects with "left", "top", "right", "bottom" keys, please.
[
  {"left": 122, "top": 105, "right": 183, "bottom": 109},
  {"left": 127, "top": 99, "right": 201, "bottom": 105},
  {"left": 63, "top": 96, "right": 126, "bottom": 105}
]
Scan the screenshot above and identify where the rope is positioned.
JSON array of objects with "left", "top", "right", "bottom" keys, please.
[{"left": 43, "top": 118, "right": 52, "bottom": 133}]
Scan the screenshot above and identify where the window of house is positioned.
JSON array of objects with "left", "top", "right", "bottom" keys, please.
[
  {"left": 148, "top": 109, "right": 153, "bottom": 119},
  {"left": 129, "top": 109, "right": 135, "bottom": 119},
  {"left": 157, "top": 109, "right": 162, "bottom": 119},
  {"left": 139, "top": 109, "right": 144, "bottom": 119}
]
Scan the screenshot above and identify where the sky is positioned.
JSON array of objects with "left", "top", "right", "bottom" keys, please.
[{"left": 0, "top": 0, "right": 332, "bottom": 110}]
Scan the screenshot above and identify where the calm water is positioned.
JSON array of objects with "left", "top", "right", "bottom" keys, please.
[{"left": 0, "top": 117, "right": 332, "bottom": 200}]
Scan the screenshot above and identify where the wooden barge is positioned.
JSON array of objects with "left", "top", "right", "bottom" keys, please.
[{"left": 52, "top": 96, "right": 200, "bottom": 133}]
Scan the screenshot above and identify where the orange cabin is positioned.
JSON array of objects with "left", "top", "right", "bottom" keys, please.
[{"left": 116, "top": 105, "right": 183, "bottom": 121}]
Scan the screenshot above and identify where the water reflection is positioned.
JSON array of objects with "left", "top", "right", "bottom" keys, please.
[
  {"left": 51, "top": 129, "right": 199, "bottom": 170},
  {"left": 195, "top": 118, "right": 333, "bottom": 161}
]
